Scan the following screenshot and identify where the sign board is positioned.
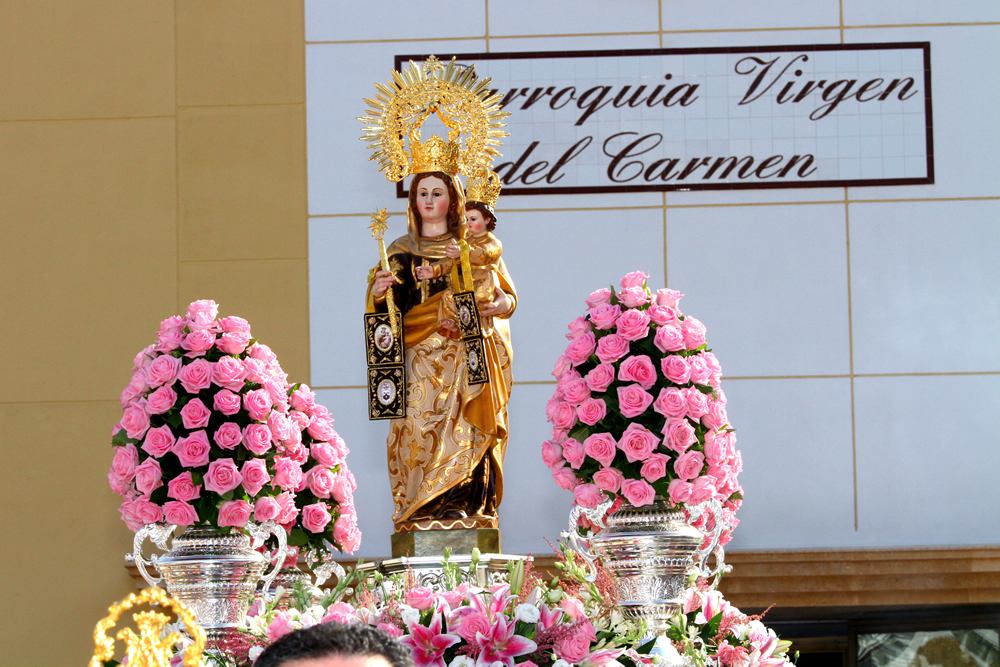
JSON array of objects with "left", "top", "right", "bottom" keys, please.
[{"left": 396, "top": 43, "right": 933, "bottom": 196}]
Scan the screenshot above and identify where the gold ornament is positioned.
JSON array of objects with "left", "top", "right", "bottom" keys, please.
[
  {"left": 91, "top": 586, "right": 206, "bottom": 667},
  {"left": 369, "top": 207, "right": 399, "bottom": 337},
  {"left": 465, "top": 169, "right": 502, "bottom": 212},
  {"left": 359, "top": 57, "right": 510, "bottom": 181}
]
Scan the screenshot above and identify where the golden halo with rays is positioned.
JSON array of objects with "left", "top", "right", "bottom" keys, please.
[{"left": 359, "top": 57, "right": 510, "bottom": 182}]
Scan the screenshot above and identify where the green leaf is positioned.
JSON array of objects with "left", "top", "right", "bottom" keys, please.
[
  {"left": 287, "top": 528, "right": 309, "bottom": 547},
  {"left": 165, "top": 413, "right": 183, "bottom": 429},
  {"left": 703, "top": 610, "right": 724, "bottom": 638},
  {"left": 190, "top": 471, "right": 203, "bottom": 485},
  {"left": 111, "top": 429, "right": 132, "bottom": 448},
  {"left": 636, "top": 637, "right": 657, "bottom": 655},
  {"left": 221, "top": 490, "right": 234, "bottom": 501}
]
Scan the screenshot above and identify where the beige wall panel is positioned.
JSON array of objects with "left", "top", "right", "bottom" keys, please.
[
  {"left": 0, "top": 1, "right": 174, "bottom": 121},
  {"left": 178, "top": 105, "right": 307, "bottom": 261},
  {"left": 177, "top": 0, "right": 304, "bottom": 107},
  {"left": 0, "top": 401, "right": 137, "bottom": 666},
  {"left": 178, "top": 258, "right": 310, "bottom": 384},
  {"left": 0, "top": 118, "right": 177, "bottom": 404}
]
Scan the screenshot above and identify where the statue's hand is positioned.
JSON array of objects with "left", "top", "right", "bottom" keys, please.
[
  {"left": 445, "top": 240, "right": 461, "bottom": 259},
  {"left": 372, "top": 270, "right": 396, "bottom": 298},
  {"left": 479, "top": 287, "right": 513, "bottom": 318},
  {"left": 414, "top": 266, "right": 433, "bottom": 281}
]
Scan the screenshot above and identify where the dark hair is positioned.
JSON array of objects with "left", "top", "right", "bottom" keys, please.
[
  {"left": 464, "top": 200, "right": 496, "bottom": 232},
  {"left": 255, "top": 622, "right": 414, "bottom": 667},
  {"left": 409, "top": 171, "right": 463, "bottom": 235}
]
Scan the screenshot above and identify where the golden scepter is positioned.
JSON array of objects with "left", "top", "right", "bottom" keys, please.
[{"left": 369, "top": 207, "right": 398, "bottom": 337}]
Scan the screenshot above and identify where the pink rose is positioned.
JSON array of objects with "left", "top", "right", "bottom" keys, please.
[
  {"left": 668, "top": 479, "right": 693, "bottom": 504},
  {"left": 272, "top": 457, "right": 304, "bottom": 492},
  {"left": 702, "top": 400, "right": 729, "bottom": 431},
  {"left": 618, "top": 423, "right": 659, "bottom": 462},
  {"left": 564, "top": 331, "right": 597, "bottom": 366},
  {"left": 551, "top": 354, "right": 572, "bottom": 379},
  {"left": 682, "top": 316, "right": 707, "bottom": 350},
  {"left": 172, "top": 430, "right": 211, "bottom": 467},
  {"left": 621, "top": 478, "right": 656, "bottom": 507},
  {"left": 307, "top": 466, "right": 337, "bottom": 498},
  {"left": 549, "top": 401, "right": 578, "bottom": 431},
  {"left": 596, "top": 334, "right": 630, "bottom": 363},
  {"left": 656, "top": 288, "right": 684, "bottom": 310},
  {"left": 110, "top": 443, "right": 139, "bottom": 483},
  {"left": 617, "top": 286, "right": 650, "bottom": 308},
  {"left": 212, "top": 421, "right": 242, "bottom": 450},
  {"left": 155, "top": 329, "right": 184, "bottom": 354},
  {"left": 181, "top": 329, "right": 216, "bottom": 358},
  {"left": 289, "top": 386, "right": 316, "bottom": 413},
  {"left": 688, "top": 355, "right": 712, "bottom": 386},
  {"left": 682, "top": 387, "right": 709, "bottom": 420},
  {"left": 288, "top": 409, "right": 310, "bottom": 432},
  {"left": 541, "top": 440, "right": 564, "bottom": 467},
  {"left": 566, "top": 316, "right": 593, "bottom": 341},
  {"left": 300, "top": 501, "right": 330, "bottom": 532},
  {"left": 217, "top": 331, "right": 251, "bottom": 355},
  {"left": 573, "top": 483, "right": 605, "bottom": 508},
  {"left": 186, "top": 299, "right": 219, "bottom": 328},
  {"left": 577, "top": 397, "right": 607, "bottom": 426},
  {"left": 180, "top": 398, "right": 212, "bottom": 429},
  {"left": 406, "top": 586, "right": 437, "bottom": 611},
  {"left": 307, "top": 416, "right": 336, "bottom": 442},
  {"left": 163, "top": 500, "right": 199, "bottom": 526},
  {"left": 585, "top": 363, "right": 617, "bottom": 393},
  {"left": 615, "top": 308, "right": 652, "bottom": 341},
  {"left": 243, "top": 389, "right": 273, "bottom": 422},
  {"left": 254, "top": 496, "right": 282, "bottom": 522},
  {"left": 585, "top": 288, "right": 612, "bottom": 308},
  {"left": 204, "top": 458, "right": 243, "bottom": 494},
  {"left": 243, "top": 358, "right": 267, "bottom": 383},
  {"left": 268, "top": 412, "right": 295, "bottom": 444},
  {"left": 653, "top": 387, "right": 688, "bottom": 418},
  {"left": 551, "top": 464, "right": 579, "bottom": 491},
  {"left": 562, "top": 438, "right": 586, "bottom": 470},
  {"left": 663, "top": 419, "right": 697, "bottom": 453},
  {"left": 241, "top": 459, "right": 271, "bottom": 496},
  {"left": 275, "top": 492, "right": 300, "bottom": 525},
  {"left": 648, "top": 305, "right": 679, "bottom": 327},
  {"left": 118, "top": 500, "right": 142, "bottom": 532},
  {"left": 212, "top": 356, "right": 247, "bottom": 391},
  {"left": 330, "top": 471, "right": 354, "bottom": 504},
  {"left": 266, "top": 611, "right": 296, "bottom": 642},
  {"left": 179, "top": 359, "right": 213, "bottom": 394},
  {"left": 212, "top": 389, "right": 241, "bottom": 416},
  {"left": 167, "top": 471, "right": 202, "bottom": 501},
  {"left": 661, "top": 355, "right": 692, "bottom": 385},
  {"left": 218, "top": 500, "right": 252, "bottom": 528},
  {"left": 377, "top": 622, "right": 403, "bottom": 638},
  {"left": 242, "top": 423, "right": 273, "bottom": 455},
  {"left": 132, "top": 498, "right": 163, "bottom": 526},
  {"left": 145, "top": 385, "right": 178, "bottom": 415},
  {"left": 593, "top": 467, "right": 624, "bottom": 493},
  {"left": 690, "top": 477, "right": 717, "bottom": 504},
  {"left": 218, "top": 315, "right": 250, "bottom": 334},
  {"left": 311, "top": 441, "right": 344, "bottom": 467},
  {"left": 588, "top": 304, "right": 622, "bottom": 330},
  {"left": 561, "top": 378, "right": 591, "bottom": 404},
  {"left": 262, "top": 377, "right": 289, "bottom": 409},
  {"left": 584, "top": 432, "right": 617, "bottom": 467},
  {"left": 640, "top": 452, "right": 669, "bottom": 482},
  {"left": 702, "top": 352, "right": 723, "bottom": 384},
  {"left": 674, "top": 450, "right": 705, "bottom": 480},
  {"left": 620, "top": 270, "right": 649, "bottom": 289},
  {"left": 120, "top": 371, "right": 147, "bottom": 405},
  {"left": 618, "top": 355, "right": 657, "bottom": 390},
  {"left": 654, "top": 325, "right": 686, "bottom": 353},
  {"left": 335, "top": 514, "right": 362, "bottom": 553},
  {"left": 145, "top": 355, "right": 182, "bottom": 387},
  {"left": 142, "top": 425, "right": 176, "bottom": 458},
  {"left": 248, "top": 343, "right": 278, "bottom": 364},
  {"left": 556, "top": 632, "right": 594, "bottom": 664},
  {"left": 121, "top": 404, "right": 151, "bottom": 440},
  {"left": 134, "top": 459, "right": 163, "bottom": 495},
  {"left": 617, "top": 384, "right": 654, "bottom": 418}
]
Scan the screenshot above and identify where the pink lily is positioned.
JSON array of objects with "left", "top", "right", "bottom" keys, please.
[
  {"left": 536, "top": 603, "right": 564, "bottom": 630},
  {"left": 581, "top": 648, "right": 626, "bottom": 667},
  {"left": 398, "top": 611, "right": 461, "bottom": 667},
  {"left": 475, "top": 614, "right": 537, "bottom": 667},
  {"left": 469, "top": 585, "right": 515, "bottom": 622}
]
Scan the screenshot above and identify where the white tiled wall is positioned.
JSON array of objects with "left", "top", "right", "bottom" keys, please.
[{"left": 305, "top": 2, "right": 1000, "bottom": 558}]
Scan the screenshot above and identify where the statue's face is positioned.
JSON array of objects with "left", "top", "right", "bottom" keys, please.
[
  {"left": 466, "top": 208, "right": 488, "bottom": 236},
  {"left": 415, "top": 175, "right": 450, "bottom": 226}
]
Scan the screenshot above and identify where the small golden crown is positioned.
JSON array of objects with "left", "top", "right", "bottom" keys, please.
[
  {"left": 465, "top": 169, "right": 502, "bottom": 211},
  {"left": 411, "top": 134, "right": 461, "bottom": 175}
]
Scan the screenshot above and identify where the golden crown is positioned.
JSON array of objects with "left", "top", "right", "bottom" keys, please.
[
  {"left": 360, "top": 57, "right": 509, "bottom": 182},
  {"left": 465, "top": 169, "right": 502, "bottom": 211}
]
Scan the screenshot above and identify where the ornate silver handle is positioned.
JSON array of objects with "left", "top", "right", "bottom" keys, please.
[
  {"left": 307, "top": 544, "right": 347, "bottom": 590},
  {"left": 561, "top": 497, "right": 613, "bottom": 582},
  {"left": 686, "top": 499, "right": 732, "bottom": 587},
  {"left": 125, "top": 523, "right": 176, "bottom": 587},
  {"left": 247, "top": 520, "right": 287, "bottom": 603}
]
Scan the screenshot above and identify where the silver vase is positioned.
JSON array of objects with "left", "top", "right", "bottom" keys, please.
[
  {"left": 128, "top": 521, "right": 287, "bottom": 644},
  {"left": 565, "top": 497, "right": 730, "bottom": 641}
]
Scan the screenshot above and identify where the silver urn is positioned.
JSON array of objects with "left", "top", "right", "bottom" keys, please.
[{"left": 128, "top": 521, "right": 287, "bottom": 644}]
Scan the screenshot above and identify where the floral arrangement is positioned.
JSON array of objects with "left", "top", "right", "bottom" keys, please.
[
  {"left": 244, "top": 548, "right": 653, "bottom": 667},
  {"left": 543, "top": 272, "right": 742, "bottom": 545},
  {"left": 108, "top": 299, "right": 361, "bottom": 556}
]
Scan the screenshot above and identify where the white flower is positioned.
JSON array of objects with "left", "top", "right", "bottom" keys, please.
[
  {"left": 449, "top": 657, "right": 475, "bottom": 667},
  {"left": 651, "top": 636, "right": 683, "bottom": 665},
  {"left": 248, "top": 647, "right": 264, "bottom": 662},
  {"left": 401, "top": 607, "right": 421, "bottom": 628},
  {"left": 554, "top": 659, "right": 572, "bottom": 667},
  {"left": 514, "top": 603, "right": 541, "bottom": 623}
]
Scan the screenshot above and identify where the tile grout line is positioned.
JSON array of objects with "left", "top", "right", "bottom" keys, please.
[
  {"left": 844, "top": 189, "right": 859, "bottom": 532},
  {"left": 662, "top": 191, "right": 668, "bottom": 286},
  {"left": 301, "top": 4, "right": 312, "bottom": 387},
  {"left": 484, "top": 0, "right": 490, "bottom": 53},
  {"left": 658, "top": 0, "right": 664, "bottom": 48},
  {"left": 174, "top": 0, "right": 181, "bottom": 313},
  {"left": 839, "top": 0, "right": 846, "bottom": 44}
]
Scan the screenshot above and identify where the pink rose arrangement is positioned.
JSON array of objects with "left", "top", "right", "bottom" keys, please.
[
  {"left": 109, "top": 300, "right": 361, "bottom": 556},
  {"left": 545, "top": 272, "right": 742, "bottom": 545}
]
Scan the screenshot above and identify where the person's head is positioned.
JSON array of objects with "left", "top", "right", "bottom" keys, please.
[
  {"left": 255, "top": 622, "right": 414, "bottom": 667},
  {"left": 464, "top": 201, "right": 496, "bottom": 236},
  {"left": 408, "top": 171, "right": 462, "bottom": 234}
]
